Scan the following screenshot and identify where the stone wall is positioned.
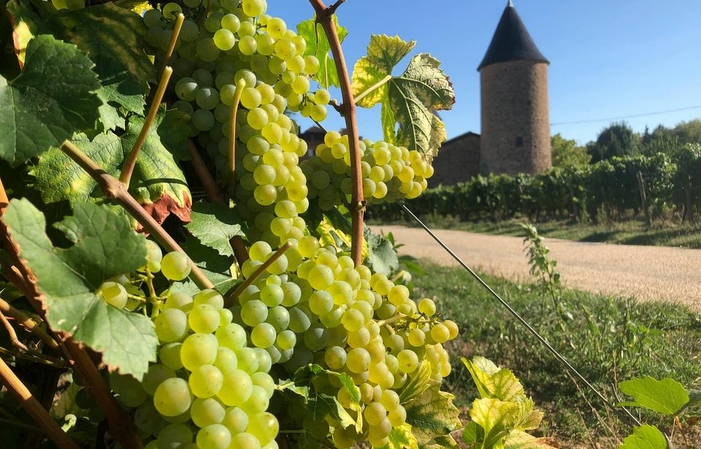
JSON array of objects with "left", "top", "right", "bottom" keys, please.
[{"left": 428, "top": 132, "right": 481, "bottom": 187}]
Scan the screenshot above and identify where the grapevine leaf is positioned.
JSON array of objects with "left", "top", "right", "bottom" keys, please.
[
  {"left": 390, "top": 54, "right": 453, "bottom": 159},
  {"left": 297, "top": 16, "right": 347, "bottom": 88},
  {"left": 317, "top": 215, "right": 352, "bottom": 252},
  {"left": 121, "top": 112, "right": 192, "bottom": 224},
  {"left": 351, "top": 34, "right": 415, "bottom": 108},
  {"left": 31, "top": 132, "right": 123, "bottom": 204},
  {"left": 2, "top": 199, "right": 156, "bottom": 379},
  {"left": 46, "top": 3, "right": 155, "bottom": 90},
  {"left": 399, "top": 360, "right": 433, "bottom": 403},
  {"left": 365, "top": 230, "right": 399, "bottom": 277},
  {"left": 470, "top": 397, "right": 521, "bottom": 448},
  {"left": 619, "top": 425, "right": 668, "bottom": 449},
  {"left": 464, "top": 356, "right": 525, "bottom": 402},
  {"left": 293, "top": 364, "right": 355, "bottom": 428},
  {"left": 178, "top": 236, "right": 237, "bottom": 295},
  {"left": 504, "top": 430, "right": 557, "bottom": 449},
  {"left": 351, "top": 35, "right": 453, "bottom": 158},
  {"left": 0, "top": 34, "right": 101, "bottom": 166},
  {"left": 618, "top": 376, "right": 689, "bottom": 416},
  {"left": 381, "top": 423, "right": 419, "bottom": 449},
  {"left": 186, "top": 202, "right": 244, "bottom": 257},
  {"left": 405, "top": 382, "right": 461, "bottom": 449}
]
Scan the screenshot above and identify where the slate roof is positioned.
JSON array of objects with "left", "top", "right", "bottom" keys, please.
[{"left": 478, "top": 1, "right": 549, "bottom": 70}]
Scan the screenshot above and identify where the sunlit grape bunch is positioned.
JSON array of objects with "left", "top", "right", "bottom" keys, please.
[
  {"left": 301, "top": 131, "right": 435, "bottom": 210},
  {"left": 140, "top": 0, "right": 330, "bottom": 179},
  {"left": 99, "top": 243, "right": 279, "bottom": 449}
]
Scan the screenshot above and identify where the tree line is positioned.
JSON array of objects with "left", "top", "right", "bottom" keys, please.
[{"left": 368, "top": 119, "right": 701, "bottom": 224}]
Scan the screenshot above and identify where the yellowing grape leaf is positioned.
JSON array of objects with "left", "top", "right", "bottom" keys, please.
[
  {"left": 2, "top": 199, "right": 156, "bottom": 379},
  {"left": 381, "top": 423, "right": 419, "bottom": 449},
  {"left": 399, "top": 360, "right": 433, "bottom": 403},
  {"left": 351, "top": 35, "right": 454, "bottom": 159},
  {"left": 186, "top": 202, "right": 244, "bottom": 258},
  {"left": 404, "top": 382, "right": 461, "bottom": 449},
  {"left": 297, "top": 17, "right": 348, "bottom": 89},
  {"left": 619, "top": 425, "right": 668, "bottom": 449},
  {"left": 31, "top": 133, "right": 123, "bottom": 204},
  {"left": 463, "top": 356, "right": 525, "bottom": 402},
  {"left": 292, "top": 364, "right": 356, "bottom": 429},
  {"left": 0, "top": 35, "right": 101, "bottom": 166},
  {"left": 470, "top": 397, "right": 521, "bottom": 448},
  {"left": 504, "top": 430, "right": 557, "bottom": 449},
  {"left": 618, "top": 376, "right": 689, "bottom": 416}
]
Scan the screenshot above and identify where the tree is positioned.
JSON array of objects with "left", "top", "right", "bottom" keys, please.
[
  {"left": 586, "top": 121, "right": 640, "bottom": 163},
  {"left": 551, "top": 133, "right": 590, "bottom": 167}
]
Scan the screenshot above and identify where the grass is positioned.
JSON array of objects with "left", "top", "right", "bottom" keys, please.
[
  {"left": 368, "top": 214, "right": 701, "bottom": 248},
  {"left": 410, "top": 261, "right": 701, "bottom": 448}
]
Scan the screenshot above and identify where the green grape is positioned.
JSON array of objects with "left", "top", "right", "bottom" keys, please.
[
  {"left": 230, "top": 432, "right": 262, "bottom": 449},
  {"left": 324, "top": 345, "right": 346, "bottom": 370},
  {"left": 430, "top": 323, "right": 450, "bottom": 343},
  {"left": 287, "top": 306, "right": 311, "bottom": 333},
  {"left": 397, "top": 349, "right": 419, "bottom": 373},
  {"left": 251, "top": 323, "right": 277, "bottom": 348},
  {"left": 142, "top": 364, "right": 176, "bottom": 396},
  {"left": 192, "top": 109, "right": 216, "bottom": 131},
  {"left": 97, "top": 281, "right": 128, "bottom": 309},
  {"left": 154, "top": 308, "right": 189, "bottom": 343},
  {"left": 189, "top": 364, "right": 224, "bottom": 398},
  {"left": 157, "top": 422, "right": 193, "bottom": 449},
  {"left": 235, "top": 347, "right": 260, "bottom": 373},
  {"left": 162, "top": 2, "right": 183, "bottom": 19},
  {"left": 213, "top": 29, "right": 236, "bottom": 51},
  {"left": 240, "top": 299, "right": 268, "bottom": 326},
  {"left": 275, "top": 329, "right": 296, "bottom": 350},
  {"left": 265, "top": 305, "right": 289, "bottom": 331},
  {"left": 266, "top": 17, "right": 286, "bottom": 39},
  {"left": 153, "top": 377, "right": 192, "bottom": 417},
  {"left": 346, "top": 348, "right": 370, "bottom": 374},
  {"left": 197, "top": 38, "right": 221, "bottom": 62},
  {"left": 194, "top": 289, "right": 225, "bottom": 309},
  {"left": 221, "top": 13, "right": 241, "bottom": 32},
  {"left": 216, "top": 322, "right": 247, "bottom": 350},
  {"left": 246, "top": 412, "right": 279, "bottom": 445},
  {"left": 196, "top": 424, "right": 231, "bottom": 449},
  {"left": 217, "top": 369, "right": 252, "bottom": 406},
  {"left": 221, "top": 406, "right": 248, "bottom": 433},
  {"left": 188, "top": 303, "right": 221, "bottom": 334},
  {"left": 159, "top": 342, "right": 183, "bottom": 370},
  {"left": 242, "top": 0, "right": 266, "bottom": 17},
  {"left": 364, "top": 401, "right": 387, "bottom": 426},
  {"left": 181, "top": 333, "right": 218, "bottom": 371},
  {"left": 196, "top": 87, "right": 221, "bottom": 110},
  {"left": 161, "top": 252, "right": 192, "bottom": 281},
  {"left": 143, "top": 9, "right": 165, "bottom": 29},
  {"left": 190, "top": 397, "right": 226, "bottom": 428}
]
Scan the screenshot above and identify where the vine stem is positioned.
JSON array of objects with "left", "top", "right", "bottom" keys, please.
[
  {"left": 0, "top": 357, "right": 80, "bottom": 449},
  {"left": 309, "top": 0, "right": 365, "bottom": 266},
  {"left": 160, "top": 13, "right": 185, "bottom": 79},
  {"left": 120, "top": 66, "right": 174, "bottom": 187},
  {"left": 0, "top": 297, "right": 60, "bottom": 351},
  {"left": 225, "top": 241, "right": 291, "bottom": 307},
  {"left": 228, "top": 78, "right": 246, "bottom": 196},
  {"left": 61, "top": 140, "right": 214, "bottom": 291}
]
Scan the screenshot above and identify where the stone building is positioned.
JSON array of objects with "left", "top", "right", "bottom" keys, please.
[{"left": 430, "top": 1, "right": 552, "bottom": 187}]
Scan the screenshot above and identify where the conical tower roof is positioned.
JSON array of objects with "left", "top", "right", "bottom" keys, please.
[{"left": 478, "top": 1, "right": 548, "bottom": 70}]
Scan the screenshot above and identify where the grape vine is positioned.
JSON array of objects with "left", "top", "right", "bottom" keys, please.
[{"left": 0, "top": 0, "right": 461, "bottom": 448}]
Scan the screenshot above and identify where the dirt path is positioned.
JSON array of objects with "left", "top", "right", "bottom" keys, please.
[{"left": 371, "top": 225, "right": 701, "bottom": 310}]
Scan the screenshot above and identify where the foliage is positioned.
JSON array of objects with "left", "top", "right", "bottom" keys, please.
[
  {"left": 461, "top": 357, "right": 553, "bottom": 449},
  {"left": 617, "top": 376, "right": 701, "bottom": 448},
  {"left": 0, "top": 1, "right": 461, "bottom": 448},
  {"left": 550, "top": 133, "right": 590, "bottom": 168},
  {"left": 366, "top": 152, "right": 695, "bottom": 224},
  {"left": 586, "top": 121, "right": 641, "bottom": 163}
]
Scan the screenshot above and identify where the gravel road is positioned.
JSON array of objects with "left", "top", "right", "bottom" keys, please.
[{"left": 371, "top": 225, "right": 701, "bottom": 311}]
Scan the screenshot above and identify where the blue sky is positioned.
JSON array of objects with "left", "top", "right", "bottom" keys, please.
[{"left": 268, "top": 0, "right": 701, "bottom": 145}]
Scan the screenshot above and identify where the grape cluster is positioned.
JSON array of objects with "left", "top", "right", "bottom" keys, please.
[
  {"left": 124, "top": 2, "right": 458, "bottom": 449},
  {"left": 100, "top": 244, "right": 279, "bottom": 449},
  {"left": 230, "top": 235, "right": 458, "bottom": 448},
  {"left": 300, "top": 131, "right": 434, "bottom": 210},
  {"left": 141, "top": 0, "right": 330, "bottom": 178}
]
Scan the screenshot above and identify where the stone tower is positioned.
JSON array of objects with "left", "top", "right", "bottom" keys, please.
[{"left": 479, "top": 0, "right": 551, "bottom": 175}]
